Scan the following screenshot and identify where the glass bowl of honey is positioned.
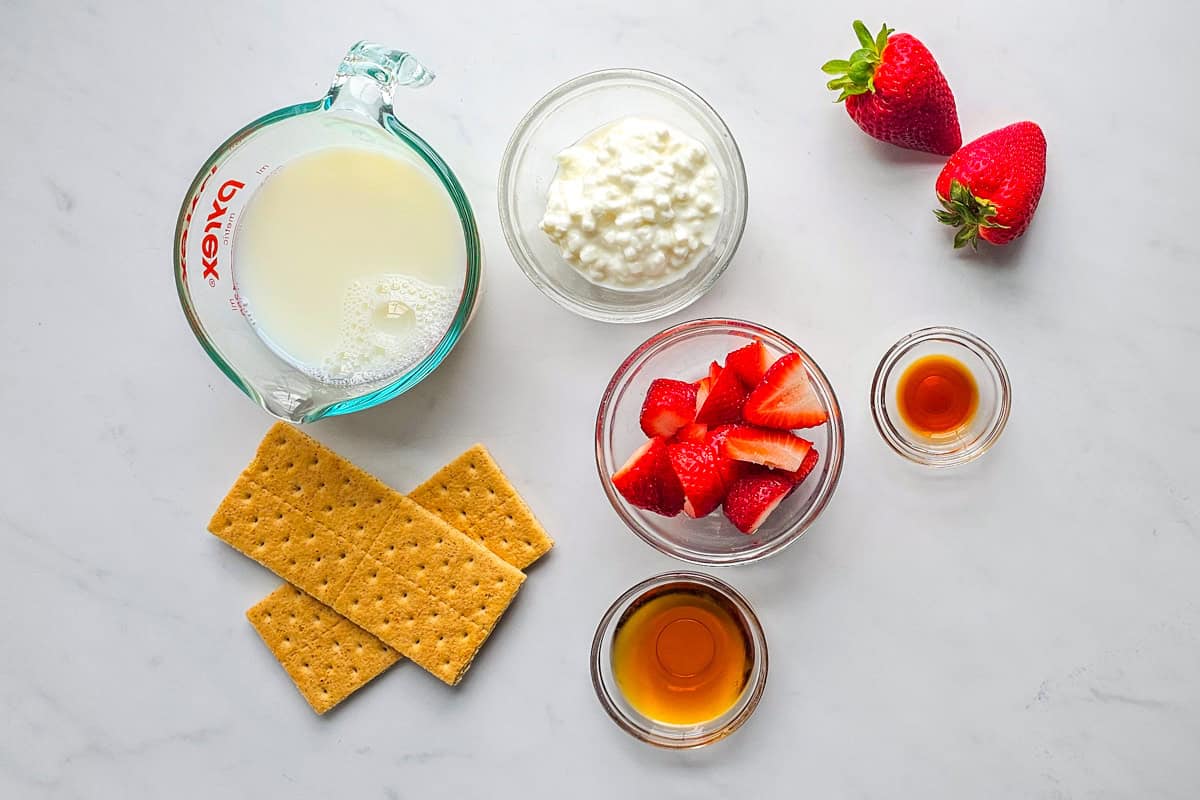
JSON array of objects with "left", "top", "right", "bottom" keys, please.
[
  {"left": 870, "top": 326, "right": 1011, "bottom": 467},
  {"left": 590, "top": 572, "right": 768, "bottom": 748}
]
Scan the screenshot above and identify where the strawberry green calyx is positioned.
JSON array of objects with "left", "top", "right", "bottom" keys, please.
[
  {"left": 934, "top": 179, "right": 1010, "bottom": 249},
  {"left": 821, "top": 21, "right": 895, "bottom": 102}
]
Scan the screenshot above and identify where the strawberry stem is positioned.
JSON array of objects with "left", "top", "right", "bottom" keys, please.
[
  {"left": 934, "top": 179, "right": 1009, "bottom": 249},
  {"left": 821, "top": 21, "right": 894, "bottom": 102}
]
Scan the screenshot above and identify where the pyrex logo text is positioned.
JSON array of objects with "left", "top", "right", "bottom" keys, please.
[{"left": 201, "top": 179, "right": 245, "bottom": 281}]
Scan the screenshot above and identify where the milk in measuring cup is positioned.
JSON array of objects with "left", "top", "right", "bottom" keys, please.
[{"left": 233, "top": 146, "right": 464, "bottom": 385}]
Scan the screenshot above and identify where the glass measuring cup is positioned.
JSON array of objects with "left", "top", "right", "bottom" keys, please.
[{"left": 174, "top": 43, "right": 481, "bottom": 423}]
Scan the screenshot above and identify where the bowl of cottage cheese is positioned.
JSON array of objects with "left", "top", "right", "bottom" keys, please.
[{"left": 499, "top": 69, "right": 748, "bottom": 323}]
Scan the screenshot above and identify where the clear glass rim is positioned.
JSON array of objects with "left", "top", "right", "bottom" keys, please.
[
  {"left": 589, "top": 571, "right": 769, "bottom": 749},
  {"left": 172, "top": 98, "right": 482, "bottom": 423},
  {"left": 869, "top": 326, "right": 1012, "bottom": 467},
  {"left": 594, "top": 318, "right": 845, "bottom": 565},
  {"left": 497, "top": 68, "right": 749, "bottom": 324}
]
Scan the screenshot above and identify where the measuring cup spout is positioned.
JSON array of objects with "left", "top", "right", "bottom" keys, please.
[{"left": 328, "top": 42, "right": 434, "bottom": 118}]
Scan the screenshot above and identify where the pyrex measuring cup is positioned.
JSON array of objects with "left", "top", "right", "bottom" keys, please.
[{"left": 174, "top": 43, "right": 481, "bottom": 423}]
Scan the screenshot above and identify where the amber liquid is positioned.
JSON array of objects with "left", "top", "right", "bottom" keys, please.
[
  {"left": 896, "top": 354, "right": 979, "bottom": 437},
  {"left": 611, "top": 586, "right": 752, "bottom": 725}
]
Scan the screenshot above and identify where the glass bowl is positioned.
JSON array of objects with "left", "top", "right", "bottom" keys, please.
[
  {"left": 497, "top": 69, "right": 748, "bottom": 323},
  {"left": 596, "top": 319, "right": 844, "bottom": 565},
  {"left": 590, "top": 571, "right": 768, "bottom": 748},
  {"left": 870, "top": 326, "right": 1011, "bottom": 467}
]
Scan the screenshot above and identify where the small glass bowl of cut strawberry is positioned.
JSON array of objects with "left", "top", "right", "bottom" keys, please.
[{"left": 596, "top": 318, "right": 844, "bottom": 565}]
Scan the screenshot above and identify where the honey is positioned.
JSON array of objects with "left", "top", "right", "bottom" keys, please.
[
  {"left": 896, "top": 354, "right": 979, "bottom": 437},
  {"left": 611, "top": 585, "right": 752, "bottom": 725}
]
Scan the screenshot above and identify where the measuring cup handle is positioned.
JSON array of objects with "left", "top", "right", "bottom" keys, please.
[{"left": 328, "top": 42, "right": 434, "bottom": 116}]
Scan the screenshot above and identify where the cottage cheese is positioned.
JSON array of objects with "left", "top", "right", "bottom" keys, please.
[{"left": 539, "top": 117, "right": 723, "bottom": 290}]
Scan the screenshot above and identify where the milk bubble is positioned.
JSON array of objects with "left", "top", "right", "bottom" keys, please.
[{"left": 300, "top": 274, "right": 458, "bottom": 386}]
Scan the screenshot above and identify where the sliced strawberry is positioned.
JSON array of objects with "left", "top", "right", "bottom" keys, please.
[
  {"left": 675, "top": 422, "right": 709, "bottom": 444},
  {"left": 696, "top": 363, "right": 748, "bottom": 426},
  {"left": 667, "top": 441, "right": 728, "bottom": 518},
  {"left": 777, "top": 446, "right": 820, "bottom": 488},
  {"left": 708, "top": 360, "right": 723, "bottom": 384},
  {"left": 725, "top": 339, "right": 772, "bottom": 387},
  {"left": 722, "top": 426, "right": 814, "bottom": 472},
  {"left": 723, "top": 472, "right": 793, "bottom": 534},
  {"left": 612, "top": 438, "right": 684, "bottom": 517},
  {"left": 694, "top": 377, "right": 712, "bottom": 412},
  {"left": 639, "top": 378, "right": 697, "bottom": 438},
  {"left": 742, "top": 352, "right": 829, "bottom": 429},
  {"left": 705, "top": 424, "right": 747, "bottom": 489}
]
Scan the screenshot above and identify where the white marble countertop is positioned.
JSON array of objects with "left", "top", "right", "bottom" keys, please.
[{"left": 3, "top": 1, "right": 1199, "bottom": 797}]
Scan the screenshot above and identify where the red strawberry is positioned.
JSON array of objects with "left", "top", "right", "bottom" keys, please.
[
  {"left": 777, "top": 446, "right": 820, "bottom": 488},
  {"left": 722, "top": 426, "right": 814, "bottom": 472},
  {"left": 742, "top": 353, "right": 829, "bottom": 429},
  {"left": 725, "top": 339, "right": 772, "bottom": 387},
  {"left": 723, "top": 472, "right": 793, "bottom": 534},
  {"left": 694, "top": 377, "right": 712, "bottom": 412},
  {"left": 675, "top": 422, "right": 709, "bottom": 444},
  {"left": 696, "top": 361, "right": 748, "bottom": 426},
  {"left": 708, "top": 360, "right": 723, "bottom": 384},
  {"left": 822, "top": 21, "right": 961, "bottom": 156},
  {"left": 639, "top": 378, "right": 697, "bottom": 438},
  {"left": 612, "top": 438, "right": 684, "bottom": 517},
  {"left": 934, "top": 121, "right": 1047, "bottom": 248},
  {"left": 667, "top": 441, "right": 728, "bottom": 518},
  {"left": 705, "top": 424, "right": 747, "bottom": 490}
]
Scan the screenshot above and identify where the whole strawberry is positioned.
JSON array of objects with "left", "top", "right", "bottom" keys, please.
[
  {"left": 822, "top": 21, "right": 961, "bottom": 156},
  {"left": 934, "top": 121, "right": 1047, "bottom": 248}
]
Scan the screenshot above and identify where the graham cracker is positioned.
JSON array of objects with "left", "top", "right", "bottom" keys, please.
[
  {"left": 247, "top": 586, "right": 399, "bottom": 714},
  {"left": 409, "top": 444, "right": 554, "bottom": 570},
  {"left": 245, "top": 424, "right": 400, "bottom": 550},
  {"left": 209, "top": 424, "right": 526, "bottom": 686},
  {"left": 213, "top": 476, "right": 363, "bottom": 606}
]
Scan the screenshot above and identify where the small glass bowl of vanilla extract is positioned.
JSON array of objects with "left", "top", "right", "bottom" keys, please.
[
  {"left": 590, "top": 572, "right": 768, "bottom": 748},
  {"left": 870, "top": 326, "right": 1011, "bottom": 467}
]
